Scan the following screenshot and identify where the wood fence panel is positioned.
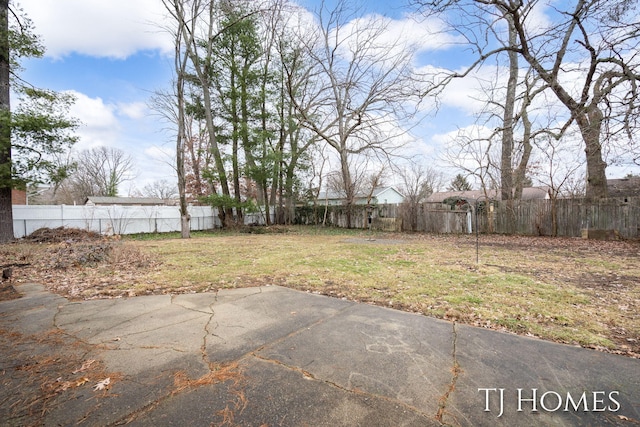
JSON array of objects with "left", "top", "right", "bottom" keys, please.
[{"left": 294, "top": 198, "right": 639, "bottom": 238}]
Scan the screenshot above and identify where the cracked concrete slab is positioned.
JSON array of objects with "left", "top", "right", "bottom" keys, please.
[
  {"left": 203, "top": 286, "right": 354, "bottom": 362},
  {"left": 1, "top": 283, "right": 638, "bottom": 426},
  {"left": 55, "top": 295, "right": 213, "bottom": 375},
  {"left": 131, "top": 356, "right": 439, "bottom": 427},
  {"left": 0, "top": 283, "right": 67, "bottom": 335},
  {"left": 444, "top": 323, "right": 640, "bottom": 426},
  {"left": 255, "top": 303, "right": 455, "bottom": 418}
]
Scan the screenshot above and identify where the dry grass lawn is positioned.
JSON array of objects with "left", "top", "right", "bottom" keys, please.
[{"left": 2, "top": 226, "right": 639, "bottom": 358}]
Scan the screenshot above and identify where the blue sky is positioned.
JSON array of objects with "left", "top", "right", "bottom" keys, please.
[{"left": 16, "top": 0, "right": 640, "bottom": 195}]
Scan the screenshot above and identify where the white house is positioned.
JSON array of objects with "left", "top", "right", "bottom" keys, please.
[{"left": 318, "top": 186, "right": 405, "bottom": 206}]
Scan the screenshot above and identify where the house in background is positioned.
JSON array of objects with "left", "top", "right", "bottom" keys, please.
[
  {"left": 318, "top": 186, "right": 405, "bottom": 206},
  {"left": 84, "top": 196, "right": 176, "bottom": 207},
  {"left": 607, "top": 176, "right": 640, "bottom": 199},
  {"left": 11, "top": 189, "right": 27, "bottom": 205},
  {"left": 426, "top": 187, "right": 550, "bottom": 204}
]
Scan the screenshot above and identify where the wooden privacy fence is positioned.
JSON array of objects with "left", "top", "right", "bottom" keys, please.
[
  {"left": 481, "top": 197, "right": 640, "bottom": 238},
  {"left": 296, "top": 197, "right": 640, "bottom": 238}
]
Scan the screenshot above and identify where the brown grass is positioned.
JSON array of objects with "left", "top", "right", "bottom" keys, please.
[{"left": 3, "top": 226, "right": 639, "bottom": 357}]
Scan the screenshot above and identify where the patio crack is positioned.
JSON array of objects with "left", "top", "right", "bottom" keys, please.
[
  {"left": 249, "top": 352, "right": 432, "bottom": 420},
  {"left": 435, "top": 321, "right": 461, "bottom": 425},
  {"left": 200, "top": 300, "right": 219, "bottom": 367}
]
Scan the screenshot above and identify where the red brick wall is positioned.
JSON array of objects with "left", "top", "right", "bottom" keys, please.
[{"left": 11, "top": 189, "right": 27, "bottom": 205}]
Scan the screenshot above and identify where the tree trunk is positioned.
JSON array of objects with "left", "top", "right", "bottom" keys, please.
[
  {"left": 173, "top": 1, "right": 189, "bottom": 238},
  {"left": 509, "top": 5, "right": 609, "bottom": 200},
  {"left": 500, "top": 14, "right": 517, "bottom": 203},
  {"left": 513, "top": 104, "right": 533, "bottom": 199},
  {"left": 0, "top": 0, "right": 13, "bottom": 243},
  {"left": 577, "top": 105, "right": 608, "bottom": 199},
  {"left": 197, "top": 3, "right": 234, "bottom": 227},
  {"left": 339, "top": 150, "right": 354, "bottom": 228}
]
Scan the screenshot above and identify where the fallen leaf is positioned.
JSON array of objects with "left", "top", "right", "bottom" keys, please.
[
  {"left": 76, "top": 377, "right": 90, "bottom": 387},
  {"left": 73, "top": 359, "right": 96, "bottom": 374},
  {"left": 93, "top": 377, "right": 111, "bottom": 391}
]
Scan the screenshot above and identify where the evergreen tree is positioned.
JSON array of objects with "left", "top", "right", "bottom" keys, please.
[
  {"left": 0, "top": 1, "right": 78, "bottom": 242},
  {"left": 449, "top": 174, "right": 472, "bottom": 191}
]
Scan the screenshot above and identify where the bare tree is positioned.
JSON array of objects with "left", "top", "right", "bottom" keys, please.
[
  {"left": 162, "top": 0, "right": 239, "bottom": 226},
  {"left": 291, "top": 1, "right": 421, "bottom": 227},
  {"left": 63, "top": 146, "right": 135, "bottom": 201},
  {"left": 398, "top": 161, "right": 443, "bottom": 203},
  {"left": 442, "top": 127, "right": 500, "bottom": 194},
  {"left": 143, "top": 179, "right": 179, "bottom": 200},
  {"left": 414, "top": 0, "right": 640, "bottom": 199},
  {"left": 397, "top": 161, "right": 443, "bottom": 231},
  {"left": 158, "top": 0, "right": 206, "bottom": 237},
  {"left": 531, "top": 132, "right": 586, "bottom": 235}
]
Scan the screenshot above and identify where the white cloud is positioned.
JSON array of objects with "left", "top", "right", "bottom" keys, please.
[
  {"left": 145, "top": 145, "right": 174, "bottom": 163},
  {"left": 328, "top": 13, "right": 459, "bottom": 68},
  {"left": 415, "top": 63, "right": 501, "bottom": 116},
  {"left": 378, "top": 13, "right": 463, "bottom": 53},
  {"left": 67, "top": 91, "right": 121, "bottom": 150},
  {"left": 117, "top": 102, "right": 148, "bottom": 120},
  {"left": 20, "top": 0, "right": 173, "bottom": 59}
]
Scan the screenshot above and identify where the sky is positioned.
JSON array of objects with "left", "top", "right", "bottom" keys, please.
[{"left": 15, "top": 0, "right": 640, "bottom": 196}]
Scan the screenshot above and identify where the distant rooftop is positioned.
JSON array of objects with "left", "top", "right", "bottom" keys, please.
[
  {"left": 608, "top": 176, "right": 640, "bottom": 198},
  {"left": 84, "top": 197, "right": 175, "bottom": 206},
  {"left": 426, "top": 187, "right": 549, "bottom": 203}
]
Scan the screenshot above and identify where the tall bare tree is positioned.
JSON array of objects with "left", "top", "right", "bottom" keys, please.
[
  {"left": 398, "top": 162, "right": 443, "bottom": 203},
  {"left": 398, "top": 161, "right": 443, "bottom": 231},
  {"left": 140, "top": 179, "right": 178, "bottom": 200},
  {"left": 291, "top": 1, "right": 421, "bottom": 227},
  {"left": 62, "top": 146, "right": 135, "bottom": 201},
  {"left": 442, "top": 127, "right": 500, "bottom": 195},
  {"left": 414, "top": 0, "right": 640, "bottom": 199},
  {"left": 163, "top": 0, "right": 237, "bottom": 226},
  {"left": 532, "top": 132, "right": 586, "bottom": 235}
]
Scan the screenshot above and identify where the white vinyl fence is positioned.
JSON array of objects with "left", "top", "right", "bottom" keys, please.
[{"left": 11, "top": 205, "right": 221, "bottom": 238}]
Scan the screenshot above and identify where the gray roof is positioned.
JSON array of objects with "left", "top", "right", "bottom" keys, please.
[
  {"left": 318, "top": 186, "right": 404, "bottom": 201},
  {"left": 608, "top": 177, "right": 640, "bottom": 198},
  {"left": 426, "top": 187, "right": 549, "bottom": 203},
  {"left": 84, "top": 197, "right": 171, "bottom": 206}
]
